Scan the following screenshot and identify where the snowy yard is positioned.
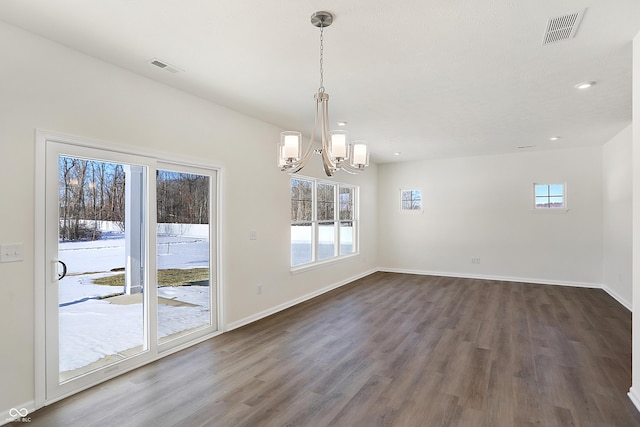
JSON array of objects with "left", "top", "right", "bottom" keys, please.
[{"left": 58, "top": 231, "right": 211, "bottom": 373}]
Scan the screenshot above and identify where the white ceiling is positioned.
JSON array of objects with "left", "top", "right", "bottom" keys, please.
[{"left": 1, "top": 0, "right": 638, "bottom": 164}]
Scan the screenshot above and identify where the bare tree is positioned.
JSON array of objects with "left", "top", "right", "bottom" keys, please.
[
  {"left": 156, "top": 171, "right": 209, "bottom": 224},
  {"left": 58, "top": 160, "right": 211, "bottom": 241},
  {"left": 59, "top": 157, "right": 76, "bottom": 241},
  {"left": 291, "top": 178, "right": 312, "bottom": 223},
  {"left": 59, "top": 157, "right": 125, "bottom": 240}
]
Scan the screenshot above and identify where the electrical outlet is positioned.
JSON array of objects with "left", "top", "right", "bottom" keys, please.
[
  {"left": 257, "top": 283, "right": 263, "bottom": 295},
  {"left": 471, "top": 257, "right": 481, "bottom": 264},
  {"left": 0, "top": 243, "right": 24, "bottom": 263}
]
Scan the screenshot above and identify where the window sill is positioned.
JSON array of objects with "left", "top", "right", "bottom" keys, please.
[
  {"left": 290, "top": 252, "right": 360, "bottom": 275},
  {"left": 531, "top": 208, "right": 569, "bottom": 214}
]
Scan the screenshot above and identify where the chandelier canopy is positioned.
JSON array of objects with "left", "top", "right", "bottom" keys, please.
[{"left": 277, "top": 11, "right": 369, "bottom": 177}]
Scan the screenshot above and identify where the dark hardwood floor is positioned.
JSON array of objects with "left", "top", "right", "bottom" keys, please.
[{"left": 20, "top": 272, "right": 640, "bottom": 426}]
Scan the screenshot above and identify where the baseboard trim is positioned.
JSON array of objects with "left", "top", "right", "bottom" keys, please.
[
  {"left": 601, "top": 285, "right": 632, "bottom": 311},
  {"left": 628, "top": 387, "right": 640, "bottom": 413},
  {"left": 1, "top": 400, "right": 35, "bottom": 426},
  {"left": 225, "top": 268, "right": 378, "bottom": 332}
]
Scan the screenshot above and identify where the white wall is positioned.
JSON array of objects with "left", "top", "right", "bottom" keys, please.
[
  {"left": 0, "top": 21, "right": 378, "bottom": 414},
  {"left": 378, "top": 147, "right": 604, "bottom": 286},
  {"left": 602, "top": 125, "right": 633, "bottom": 308}
]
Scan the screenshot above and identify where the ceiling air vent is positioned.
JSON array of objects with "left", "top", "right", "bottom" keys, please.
[
  {"left": 148, "top": 58, "right": 182, "bottom": 74},
  {"left": 543, "top": 9, "right": 585, "bottom": 45}
]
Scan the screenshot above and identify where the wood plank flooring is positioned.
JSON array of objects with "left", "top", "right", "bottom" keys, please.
[{"left": 20, "top": 272, "right": 640, "bottom": 426}]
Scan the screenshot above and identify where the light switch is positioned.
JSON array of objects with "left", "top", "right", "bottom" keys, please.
[
  {"left": 1, "top": 243, "right": 24, "bottom": 262},
  {"left": 249, "top": 230, "right": 257, "bottom": 241}
]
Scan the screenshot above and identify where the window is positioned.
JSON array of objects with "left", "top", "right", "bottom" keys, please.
[
  {"left": 291, "top": 177, "right": 358, "bottom": 268},
  {"left": 317, "top": 183, "right": 336, "bottom": 261},
  {"left": 401, "top": 189, "right": 422, "bottom": 211},
  {"left": 339, "top": 187, "right": 355, "bottom": 255},
  {"left": 534, "top": 183, "right": 565, "bottom": 209}
]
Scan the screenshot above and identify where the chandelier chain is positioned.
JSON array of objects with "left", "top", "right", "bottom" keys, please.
[{"left": 319, "top": 25, "right": 325, "bottom": 92}]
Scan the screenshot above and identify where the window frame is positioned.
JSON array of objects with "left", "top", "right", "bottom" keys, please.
[
  {"left": 290, "top": 175, "right": 359, "bottom": 271},
  {"left": 533, "top": 182, "right": 568, "bottom": 213},
  {"left": 400, "top": 188, "right": 424, "bottom": 214}
]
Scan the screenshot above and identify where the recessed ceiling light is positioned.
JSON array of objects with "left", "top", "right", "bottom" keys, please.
[
  {"left": 549, "top": 136, "right": 562, "bottom": 141},
  {"left": 575, "top": 81, "right": 595, "bottom": 90},
  {"left": 394, "top": 152, "right": 401, "bottom": 156},
  {"left": 337, "top": 121, "right": 347, "bottom": 127}
]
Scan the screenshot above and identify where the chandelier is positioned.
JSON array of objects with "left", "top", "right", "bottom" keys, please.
[{"left": 277, "top": 11, "right": 369, "bottom": 176}]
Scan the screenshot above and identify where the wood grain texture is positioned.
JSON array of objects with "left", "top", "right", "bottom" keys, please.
[{"left": 19, "top": 273, "right": 640, "bottom": 426}]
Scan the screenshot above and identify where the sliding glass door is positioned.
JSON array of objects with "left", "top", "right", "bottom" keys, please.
[{"left": 41, "top": 136, "right": 218, "bottom": 402}]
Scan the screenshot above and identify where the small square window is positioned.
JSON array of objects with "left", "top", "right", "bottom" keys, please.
[
  {"left": 534, "top": 183, "right": 565, "bottom": 209},
  {"left": 401, "top": 189, "right": 422, "bottom": 211}
]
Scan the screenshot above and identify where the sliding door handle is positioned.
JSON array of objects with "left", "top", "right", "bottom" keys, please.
[
  {"left": 58, "top": 260, "right": 67, "bottom": 280},
  {"left": 52, "top": 260, "right": 67, "bottom": 282}
]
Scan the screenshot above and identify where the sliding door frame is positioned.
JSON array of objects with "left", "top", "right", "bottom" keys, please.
[{"left": 34, "top": 129, "right": 224, "bottom": 408}]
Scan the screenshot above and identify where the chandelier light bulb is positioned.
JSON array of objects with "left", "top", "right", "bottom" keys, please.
[
  {"left": 330, "top": 131, "right": 348, "bottom": 160},
  {"left": 350, "top": 142, "right": 369, "bottom": 168},
  {"left": 284, "top": 135, "right": 299, "bottom": 158}
]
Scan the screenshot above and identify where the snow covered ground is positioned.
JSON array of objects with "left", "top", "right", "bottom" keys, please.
[{"left": 58, "top": 231, "right": 212, "bottom": 373}]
